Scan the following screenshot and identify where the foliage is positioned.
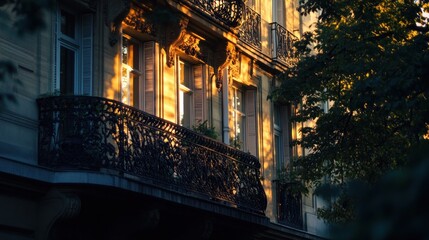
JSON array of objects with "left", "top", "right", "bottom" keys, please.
[
  {"left": 0, "top": 0, "right": 53, "bottom": 35},
  {"left": 0, "top": 0, "right": 53, "bottom": 109},
  {"left": 192, "top": 120, "right": 219, "bottom": 140},
  {"left": 229, "top": 136, "right": 242, "bottom": 149},
  {"left": 333, "top": 143, "right": 429, "bottom": 240},
  {"left": 277, "top": 163, "right": 309, "bottom": 196},
  {"left": 270, "top": 0, "right": 429, "bottom": 223}
]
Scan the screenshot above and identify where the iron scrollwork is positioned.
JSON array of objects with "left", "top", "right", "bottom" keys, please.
[
  {"left": 37, "top": 96, "right": 267, "bottom": 214},
  {"left": 187, "top": 0, "right": 245, "bottom": 28},
  {"left": 271, "top": 22, "right": 298, "bottom": 66},
  {"left": 238, "top": 5, "right": 262, "bottom": 49},
  {"left": 276, "top": 182, "right": 303, "bottom": 229}
]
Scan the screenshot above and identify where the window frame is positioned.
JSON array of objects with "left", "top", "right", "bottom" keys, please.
[
  {"left": 121, "top": 35, "right": 143, "bottom": 108},
  {"left": 231, "top": 84, "right": 246, "bottom": 150},
  {"left": 177, "top": 59, "right": 194, "bottom": 128},
  {"left": 55, "top": 7, "right": 81, "bottom": 95},
  {"left": 53, "top": 5, "right": 93, "bottom": 96}
]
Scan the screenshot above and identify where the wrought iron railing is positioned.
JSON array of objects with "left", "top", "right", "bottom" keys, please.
[
  {"left": 37, "top": 96, "right": 267, "bottom": 214},
  {"left": 238, "top": 5, "right": 261, "bottom": 49},
  {"left": 271, "top": 22, "right": 298, "bottom": 66},
  {"left": 185, "top": 0, "right": 245, "bottom": 28},
  {"left": 275, "top": 181, "right": 303, "bottom": 229}
]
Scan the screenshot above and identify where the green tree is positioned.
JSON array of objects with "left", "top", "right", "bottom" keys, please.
[{"left": 270, "top": 0, "right": 429, "bottom": 224}]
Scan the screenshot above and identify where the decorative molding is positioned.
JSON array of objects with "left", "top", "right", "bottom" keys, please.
[
  {"left": 228, "top": 52, "right": 240, "bottom": 80},
  {"left": 165, "top": 17, "right": 189, "bottom": 67},
  {"left": 36, "top": 190, "right": 81, "bottom": 240},
  {"left": 214, "top": 42, "right": 239, "bottom": 89},
  {"left": 123, "top": 6, "right": 155, "bottom": 36},
  {"left": 177, "top": 33, "right": 205, "bottom": 62}
]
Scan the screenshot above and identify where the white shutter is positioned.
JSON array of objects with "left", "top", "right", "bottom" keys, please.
[
  {"left": 81, "top": 13, "right": 93, "bottom": 95},
  {"left": 245, "top": 88, "right": 257, "bottom": 156},
  {"left": 144, "top": 41, "right": 155, "bottom": 115}
]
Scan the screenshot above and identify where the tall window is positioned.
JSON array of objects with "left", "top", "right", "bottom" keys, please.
[
  {"left": 55, "top": 7, "right": 93, "bottom": 95},
  {"left": 121, "top": 36, "right": 141, "bottom": 107},
  {"left": 232, "top": 86, "right": 245, "bottom": 150},
  {"left": 274, "top": 106, "right": 284, "bottom": 170},
  {"left": 229, "top": 84, "right": 257, "bottom": 155},
  {"left": 120, "top": 36, "right": 156, "bottom": 114},
  {"left": 178, "top": 60, "right": 193, "bottom": 128},
  {"left": 275, "top": 104, "right": 303, "bottom": 229}
]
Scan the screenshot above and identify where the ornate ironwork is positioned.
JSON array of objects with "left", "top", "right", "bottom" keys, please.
[
  {"left": 37, "top": 96, "right": 267, "bottom": 214},
  {"left": 276, "top": 182, "right": 303, "bottom": 229},
  {"left": 238, "top": 5, "right": 261, "bottom": 49},
  {"left": 186, "top": 0, "right": 245, "bottom": 28},
  {"left": 271, "top": 22, "right": 298, "bottom": 66}
]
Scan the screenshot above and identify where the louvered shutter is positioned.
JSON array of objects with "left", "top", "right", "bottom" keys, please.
[
  {"left": 81, "top": 13, "right": 93, "bottom": 95},
  {"left": 193, "top": 65, "right": 204, "bottom": 124},
  {"left": 144, "top": 41, "right": 155, "bottom": 115},
  {"left": 245, "top": 88, "right": 257, "bottom": 156}
]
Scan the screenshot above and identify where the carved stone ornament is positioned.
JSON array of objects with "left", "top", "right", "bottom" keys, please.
[
  {"left": 177, "top": 33, "right": 205, "bottom": 62},
  {"left": 228, "top": 53, "right": 240, "bottom": 80},
  {"left": 165, "top": 18, "right": 189, "bottom": 67},
  {"left": 36, "top": 190, "right": 81, "bottom": 240},
  {"left": 123, "top": 6, "right": 155, "bottom": 36},
  {"left": 214, "top": 42, "right": 239, "bottom": 90}
]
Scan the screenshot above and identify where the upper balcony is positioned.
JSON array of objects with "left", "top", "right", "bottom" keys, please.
[
  {"left": 270, "top": 22, "right": 299, "bottom": 68},
  {"left": 183, "top": 0, "right": 245, "bottom": 28},
  {"left": 236, "top": 8, "right": 298, "bottom": 70},
  {"left": 238, "top": 4, "right": 262, "bottom": 50},
  {"left": 37, "top": 96, "right": 267, "bottom": 215}
]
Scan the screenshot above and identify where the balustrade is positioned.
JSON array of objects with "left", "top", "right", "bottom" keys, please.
[
  {"left": 37, "top": 96, "right": 267, "bottom": 214},
  {"left": 238, "top": 5, "right": 262, "bottom": 49},
  {"left": 271, "top": 22, "right": 298, "bottom": 66},
  {"left": 186, "top": 0, "right": 245, "bottom": 28}
]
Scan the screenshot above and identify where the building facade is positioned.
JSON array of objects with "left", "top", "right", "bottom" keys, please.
[{"left": 0, "top": 0, "right": 328, "bottom": 239}]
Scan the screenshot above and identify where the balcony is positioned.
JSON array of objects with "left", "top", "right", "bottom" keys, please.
[
  {"left": 185, "top": 0, "right": 245, "bottom": 28},
  {"left": 276, "top": 181, "right": 303, "bottom": 229},
  {"left": 238, "top": 5, "right": 262, "bottom": 49},
  {"left": 271, "top": 22, "right": 298, "bottom": 67},
  {"left": 37, "top": 96, "right": 267, "bottom": 215}
]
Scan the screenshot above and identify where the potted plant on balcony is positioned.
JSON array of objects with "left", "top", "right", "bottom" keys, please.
[{"left": 192, "top": 120, "right": 218, "bottom": 140}]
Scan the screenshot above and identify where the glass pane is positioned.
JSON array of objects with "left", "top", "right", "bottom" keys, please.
[
  {"left": 122, "top": 38, "right": 129, "bottom": 64},
  {"left": 60, "top": 10, "right": 75, "bottom": 38},
  {"left": 60, "top": 46, "right": 75, "bottom": 95},
  {"left": 235, "top": 88, "right": 243, "bottom": 112},
  {"left": 122, "top": 38, "right": 139, "bottom": 68},
  {"left": 179, "top": 89, "right": 191, "bottom": 127},
  {"left": 122, "top": 37, "right": 141, "bottom": 107},
  {"left": 179, "top": 61, "right": 192, "bottom": 87}
]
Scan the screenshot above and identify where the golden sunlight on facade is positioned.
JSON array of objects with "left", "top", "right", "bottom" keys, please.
[{"left": 0, "top": 0, "right": 327, "bottom": 239}]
